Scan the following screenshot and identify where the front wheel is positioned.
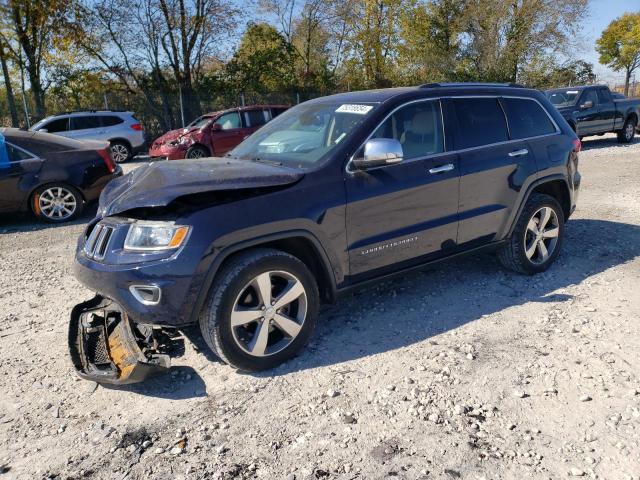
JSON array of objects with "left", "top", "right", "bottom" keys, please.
[
  {"left": 497, "top": 193, "right": 565, "bottom": 275},
  {"left": 186, "top": 145, "right": 210, "bottom": 159},
  {"left": 617, "top": 117, "right": 637, "bottom": 143},
  {"left": 199, "top": 248, "right": 319, "bottom": 371}
]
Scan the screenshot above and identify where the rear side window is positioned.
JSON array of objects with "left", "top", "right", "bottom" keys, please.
[
  {"left": 372, "top": 100, "right": 444, "bottom": 160},
  {"left": 501, "top": 98, "right": 556, "bottom": 139},
  {"left": 42, "top": 117, "right": 69, "bottom": 133},
  {"left": 244, "top": 109, "right": 267, "bottom": 128},
  {"left": 451, "top": 98, "right": 508, "bottom": 149},
  {"left": 71, "top": 116, "right": 102, "bottom": 131},
  {"left": 101, "top": 116, "right": 124, "bottom": 127},
  {"left": 271, "top": 108, "right": 287, "bottom": 117}
]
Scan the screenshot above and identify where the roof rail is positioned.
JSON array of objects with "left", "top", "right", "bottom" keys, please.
[
  {"left": 419, "top": 82, "right": 526, "bottom": 89},
  {"left": 51, "top": 109, "right": 131, "bottom": 116}
]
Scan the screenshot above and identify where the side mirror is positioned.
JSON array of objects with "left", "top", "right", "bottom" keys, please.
[
  {"left": 580, "top": 100, "right": 594, "bottom": 109},
  {"left": 211, "top": 123, "right": 222, "bottom": 132},
  {"left": 352, "top": 138, "right": 404, "bottom": 170}
]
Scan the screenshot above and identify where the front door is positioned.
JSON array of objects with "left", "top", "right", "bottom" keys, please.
[
  {"left": 345, "top": 99, "right": 460, "bottom": 278},
  {"left": 210, "top": 111, "right": 246, "bottom": 156},
  {"left": 574, "top": 89, "right": 599, "bottom": 136}
]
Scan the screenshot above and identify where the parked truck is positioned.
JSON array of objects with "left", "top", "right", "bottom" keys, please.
[{"left": 545, "top": 85, "right": 640, "bottom": 143}]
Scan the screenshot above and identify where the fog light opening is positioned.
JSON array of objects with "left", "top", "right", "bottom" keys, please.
[{"left": 129, "top": 285, "right": 162, "bottom": 305}]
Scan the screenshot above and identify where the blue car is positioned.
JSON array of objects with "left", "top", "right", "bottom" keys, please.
[{"left": 68, "top": 83, "right": 581, "bottom": 383}]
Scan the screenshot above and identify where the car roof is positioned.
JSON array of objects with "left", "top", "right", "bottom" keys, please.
[
  {"left": 307, "top": 84, "right": 539, "bottom": 105},
  {"left": 45, "top": 110, "right": 135, "bottom": 119},
  {"left": 546, "top": 85, "right": 609, "bottom": 92},
  {"left": 202, "top": 105, "right": 290, "bottom": 117}
]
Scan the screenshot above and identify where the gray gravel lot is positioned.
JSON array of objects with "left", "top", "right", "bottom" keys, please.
[{"left": 0, "top": 134, "right": 639, "bottom": 480}]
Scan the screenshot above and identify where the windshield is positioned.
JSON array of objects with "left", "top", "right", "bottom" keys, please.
[
  {"left": 187, "top": 116, "right": 213, "bottom": 129},
  {"left": 229, "top": 101, "right": 378, "bottom": 168},
  {"left": 546, "top": 89, "right": 581, "bottom": 108}
]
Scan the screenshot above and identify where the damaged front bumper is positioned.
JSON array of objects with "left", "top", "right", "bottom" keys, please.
[{"left": 68, "top": 296, "right": 170, "bottom": 384}]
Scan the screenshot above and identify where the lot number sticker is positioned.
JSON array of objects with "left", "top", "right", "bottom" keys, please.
[{"left": 336, "top": 104, "right": 373, "bottom": 115}]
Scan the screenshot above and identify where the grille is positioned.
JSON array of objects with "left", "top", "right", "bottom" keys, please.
[{"left": 84, "top": 223, "right": 114, "bottom": 260}]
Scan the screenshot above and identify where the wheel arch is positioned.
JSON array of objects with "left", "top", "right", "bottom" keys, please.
[
  {"left": 108, "top": 138, "right": 133, "bottom": 150},
  {"left": 189, "top": 230, "right": 338, "bottom": 324},
  {"left": 507, "top": 175, "right": 571, "bottom": 237},
  {"left": 187, "top": 143, "right": 211, "bottom": 156},
  {"left": 624, "top": 111, "right": 638, "bottom": 125}
]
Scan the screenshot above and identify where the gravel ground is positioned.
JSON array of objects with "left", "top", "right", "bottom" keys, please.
[{"left": 1, "top": 134, "right": 639, "bottom": 480}]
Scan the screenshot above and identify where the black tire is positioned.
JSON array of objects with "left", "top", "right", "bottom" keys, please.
[
  {"left": 186, "top": 145, "right": 210, "bottom": 159},
  {"left": 109, "top": 141, "right": 132, "bottom": 163},
  {"left": 31, "top": 183, "right": 84, "bottom": 223},
  {"left": 497, "top": 193, "right": 565, "bottom": 275},
  {"left": 199, "top": 248, "right": 319, "bottom": 371},
  {"left": 617, "top": 117, "right": 637, "bottom": 143}
]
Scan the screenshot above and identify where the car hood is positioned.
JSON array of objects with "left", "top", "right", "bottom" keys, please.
[
  {"left": 153, "top": 126, "right": 201, "bottom": 144},
  {"left": 99, "top": 158, "right": 304, "bottom": 216}
]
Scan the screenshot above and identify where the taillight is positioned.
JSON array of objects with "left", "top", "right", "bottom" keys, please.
[
  {"left": 130, "top": 123, "right": 143, "bottom": 131},
  {"left": 98, "top": 148, "right": 116, "bottom": 173},
  {"left": 572, "top": 138, "right": 581, "bottom": 152}
]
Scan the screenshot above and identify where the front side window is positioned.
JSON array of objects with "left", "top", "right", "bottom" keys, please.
[
  {"left": 451, "top": 98, "right": 508, "bottom": 149},
  {"left": 71, "top": 116, "right": 102, "bottom": 131},
  {"left": 230, "top": 101, "right": 378, "bottom": 168},
  {"left": 371, "top": 100, "right": 444, "bottom": 160},
  {"left": 580, "top": 90, "right": 598, "bottom": 108},
  {"left": 6, "top": 143, "right": 34, "bottom": 161},
  {"left": 187, "top": 116, "right": 213, "bottom": 129},
  {"left": 214, "top": 112, "right": 242, "bottom": 130},
  {"left": 546, "top": 89, "right": 581, "bottom": 107},
  {"left": 597, "top": 88, "right": 611, "bottom": 104},
  {"left": 41, "top": 117, "right": 69, "bottom": 133},
  {"left": 502, "top": 98, "right": 556, "bottom": 139}
]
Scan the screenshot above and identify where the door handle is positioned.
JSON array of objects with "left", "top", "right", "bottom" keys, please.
[
  {"left": 508, "top": 149, "right": 529, "bottom": 157},
  {"left": 428, "top": 163, "right": 455, "bottom": 174}
]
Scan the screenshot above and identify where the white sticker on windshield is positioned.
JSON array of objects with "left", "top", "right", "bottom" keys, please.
[
  {"left": 567, "top": 90, "right": 579, "bottom": 94},
  {"left": 336, "top": 104, "right": 373, "bottom": 115}
]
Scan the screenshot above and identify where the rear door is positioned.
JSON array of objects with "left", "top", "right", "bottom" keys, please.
[
  {"left": 345, "top": 99, "right": 460, "bottom": 277},
  {"left": 209, "top": 111, "right": 245, "bottom": 156},
  {"left": 68, "top": 115, "right": 104, "bottom": 141},
  {"left": 0, "top": 141, "right": 42, "bottom": 212},
  {"left": 242, "top": 108, "right": 270, "bottom": 137},
  {"left": 448, "top": 96, "right": 530, "bottom": 247},
  {"left": 596, "top": 87, "right": 617, "bottom": 132}
]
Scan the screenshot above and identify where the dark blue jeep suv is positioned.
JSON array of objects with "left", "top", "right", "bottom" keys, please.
[{"left": 69, "top": 83, "right": 581, "bottom": 383}]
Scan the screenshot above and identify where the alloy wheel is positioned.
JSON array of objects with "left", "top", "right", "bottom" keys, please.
[
  {"left": 38, "top": 187, "right": 77, "bottom": 220},
  {"left": 524, "top": 206, "right": 559, "bottom": 265},
  {"left": 110, "top": 144, "right": 129, "bottom": 163},
  {"left": 625, "top": 122, "right": 635, "bottom": 141},
  {"left": 230, "top": 270, "right": 307, "bottom": 357},
  {"left": 188, "top": 148, "right": 206, "bottom": 159}
]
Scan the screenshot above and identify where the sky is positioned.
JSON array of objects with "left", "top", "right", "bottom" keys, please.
[{"left": 581, "top": 0, "right": 640, "bottom": 84}]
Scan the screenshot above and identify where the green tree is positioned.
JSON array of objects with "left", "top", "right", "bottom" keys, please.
[
  {"left": 596, "top": 12, "right": 640, "bottom": 97},
  {"left": 226, "top": 22, "right": 297, "bottom": 94}
]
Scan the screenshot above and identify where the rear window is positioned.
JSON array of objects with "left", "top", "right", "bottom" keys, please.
[
  {"left": 501, "top": 98, "right": 557, "bottom": 139},
  {"left": 597, "top": 88, "right": 611, "bottom": 104},
  {"left": 451, "top": 98, "right": 508, "bottom": 149},
  {"left": 101, "top": 116, "right": 124, "bottom": 127},
  {"left": 71, "top": 116, "right": 102, "bottom": 131}
]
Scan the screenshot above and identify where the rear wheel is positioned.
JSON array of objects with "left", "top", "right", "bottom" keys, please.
[
  {"left": 110, "top": 141, "right": 132, "bottom": 163},
  {"left": 199, "top": 248, "right": 319, "bottom": 371},
  {"left": 617, "top": 117, "right": 637, "bottom": 143},
  {"left": 32, "top": 184, "right": 83, "bottom": 223},
  {"left": 497, "top": 193, "right": 565, "bottom": 275},
  {"left": 186, "top": 145, "right": 210, "bottom": 159}
]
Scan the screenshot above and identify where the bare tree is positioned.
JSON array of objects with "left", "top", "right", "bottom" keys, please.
[{"left": 0, "top": 37, "right": 19, "bottom": 126}]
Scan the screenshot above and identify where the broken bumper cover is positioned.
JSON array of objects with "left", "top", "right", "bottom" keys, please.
[{"left": 68, "top": 296, "right": 170, "bottom": 384}]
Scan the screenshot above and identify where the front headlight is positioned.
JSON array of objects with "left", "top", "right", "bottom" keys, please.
[{"left": 124, "top": 221, "right": 190, "bottom": 251}]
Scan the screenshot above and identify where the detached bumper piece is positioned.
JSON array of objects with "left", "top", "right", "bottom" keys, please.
[{"left": 68, "top": 296, "right": 170, "bottom": 384}]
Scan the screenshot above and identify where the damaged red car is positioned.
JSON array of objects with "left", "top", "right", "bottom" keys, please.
[{"left": 149, "top": 105, "right": 289, "bottom": 160}]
